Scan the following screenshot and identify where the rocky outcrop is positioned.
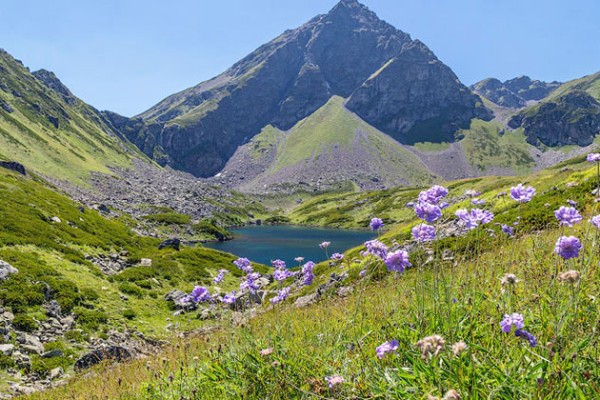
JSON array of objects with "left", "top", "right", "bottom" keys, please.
[
  {"left": 471, "top": 76, "right": 562, "bottom": 108},
  {"left": 127, "top": 0, "right": 491, "bottom": 178},
  {"left": 74, "top": 346, "right": 132, "bottom": 370},
  {"left": 345, "top": 41, "right": 491, "bottom": 144},
  {"left": 0, "top": 161, "right": 25, "bottom": 176},
  {"left": 509, "top": 91, "right": 600, "bottom": 147},
  {"left": 0, "top": 260, "right": 18, "bottom": 280}
]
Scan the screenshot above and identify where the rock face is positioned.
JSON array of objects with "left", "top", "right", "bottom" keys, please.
[
  {"left": 129, "top": 0, "right": 490, "bottom": 178},
  {"left": 471, "top": 76, "right": 562, "bottom": 108},
  {"left": 0, "top": 260, "right": 18, "bottom": 280},
  {"left": 509, "top": 91, "right": 600, "bottom": 147},
  {"left": 0, "top": 161, "right": 26, "bottom": 175}
]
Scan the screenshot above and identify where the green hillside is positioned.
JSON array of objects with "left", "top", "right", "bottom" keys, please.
[
  {"left": 25, "top": 150, "right": 600, "bottom": 399},
  {"left": 0, "top": 169, "right": 264, "bottom": 392},
  {"left": 0, "top": 50, "right": 143, "bottom": 186}
]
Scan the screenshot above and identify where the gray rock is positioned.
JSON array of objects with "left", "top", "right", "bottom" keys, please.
[
  {"left": 0, "top": 260, "right": 18, "bottom": 280},
  {"left": 0, "top": 344, "right": 14, "bottom": 356},
  {"left": 49, "top": 366, "right": 63, "bottom": 380},
  {"left": 294, "top": 293, "right": 318, "bottom": 308},
  {"left": 41, "top": 349, "right": 63, "bottom": 358},
  {"left": 0, "top": 161, "right": 25, "bottom": 175},
  {"left": 18, "top": 334, "right": 44, "bottom": 355},
  {"left": 74, "top": 346, "right": 131, "bottom": 370}
]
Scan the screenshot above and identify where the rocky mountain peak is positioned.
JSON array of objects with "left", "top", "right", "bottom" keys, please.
[
  {"left": 32, "top": 69, "right": 76, "bottom": 105},
  {"left": 328, "top": 0, "right": 373, "bottom": 18}
]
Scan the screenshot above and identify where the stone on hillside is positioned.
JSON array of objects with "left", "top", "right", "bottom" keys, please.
[
  {"left": 158, "top": 238, "right": 181, "bottom": 251},
  {"left": 18, "top": 334, "right": 44, "bottom": 355},
  {"left": 294, "top": 293, "right": 318, "bottom": 308},
  {"left": 49, "top": 366, "right": 64, "bottom": 380},
  {"left": 0, "top": 260, "right": 18, "bottom": 280},
  {"left": 50, "top": 216, "right": 62, "bottom": 223},
  {"left": 0, "top": 161, "right": 25, "bottom": 175},
  {"left": 42, "top": 349, "right": 63, "bottom": 358},
  {"left": 140, "top": 258, "right": 152, "bottom": 267},
  {"left": 74, "top": 346, "right": 132, "bottom": 370},
  {"left": 44, "top": 300, "right": 61, "bottom": 318},
  {"left": 0, "top": 344, "right": 14, "bottom": 356}
]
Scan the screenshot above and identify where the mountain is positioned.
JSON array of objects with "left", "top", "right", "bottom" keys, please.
[
  {"left": 0, "top": 49, "right": 143, "bottom": 185},
  {"left": 508, "top": 71, "right": 600, "bottom": 147},
  {"left": 471, "top": 76, "right": 561, "bottom": 109},
  {"left": 129, "top": 0, "right": 491, "bottom": 181}
]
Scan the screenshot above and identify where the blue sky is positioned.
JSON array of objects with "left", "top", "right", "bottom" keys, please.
[{"left": 2, "top": 0, "right": 599, "bottom": 116}]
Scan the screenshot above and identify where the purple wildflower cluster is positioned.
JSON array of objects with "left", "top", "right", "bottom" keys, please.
[
  {"left": 270, "top": 287, "right": 290, "bottom": 304},
  {"left": 590, "top": 215, "right": 600, "bottom": 229},
  {"left": 370, "top": 217, "right": 384, "bottom": 231},
  {"left": 240, "top": 272, "right": 262, "bottom": 293},
  {"left": 221, "top": 290, "right": 237, "bottom": 304},
  {"left": 415, "top": 201, "right": 443, "bottom": 224},
  {"left": 302, "top": 261, "right": 315, "bottom": 286},
  {"left": 500, "top": 313, "right": 536, "bottom": 347},
  {"left": 554, "top": 206, "right": 582, "bottom": 227},
  {"left": 554, "top": 236, "right": 582, "bottom": 260},
  {"left": 414, "top": 185, "right": 448, "bottom": 224},
  {"left": 510, "top": 184, "right": 536, "bottom": 203},
  {"left": 412, "top": 223, "right": 436, "bottom": 242},
  {"left": 182, "top": 286, "right": 212, "bottom": 304},
  {"left": 384, "top": 250, "right": 411, "bottom": 273},
  {"left": 376, "top": 340, "right": 399, "bottom": 359},
  {"left": 331, "top": 253, "right": 344, "bottom": 261},
  {"left": 418, "top": 185, "right": 449, "bottom": 205},
  {"left": 364, "top": 239, "right": 388, "bottom": 259},
  {"left": 455, "top": 208, "right": 494, "bottom": 230},
  {"left": 587, "top": 153, "right": 600, "bottom": 163},
  {"left": 213, "top": 269, "right": 229, "bottom": 284},
  {"left": 501, "top": 224, "right": 514, "bottom": 237},
  {"left": 233, "top": 257, "right": 254, "bottom": 274},
  {"left": 319, "top": 241, "right": 331, "bottom": 249}
]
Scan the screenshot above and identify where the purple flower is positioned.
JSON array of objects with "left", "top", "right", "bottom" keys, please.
[
  {"left": 439, "top": 202, "right": 450, "bottom": 209},
  {"left": 554, "top": 206, "right": 582, "bottom": 227},
  {"left": 510, "top": 184, "right": 536, "bottom": 203},
  {"left": 331, "top": 253, "right": 344, "bottom": 261},
  {"left": 188, "top": 286, "right": 212, "bottom": 303},
  {"left": 500, "top": 313, "right": 525, "bottom": 333},
  {"left": 412, "top": 223, "right": 436, "bottom": 242},
  {"left": 471, "top": 198, "right": 485, "bottom": 205},
  {"left": 364, "top": 239, "right": 388, "bottom": 259},
  {"left": 384, "top": 250, "right": 411, "bottom": 273},
  {"left": 587, "top": 153, "right": 600, "bottom": 163},
  {"left": 501, "top": 224, "right": 514, "bottom": 237},
  {"left": 418, "top": 185, "right": 449, "bottom": 205},
  {"left": 566, "top": 199, "right": 578, "bottom": 207},
  {"left": 221, "top": 290, "right": 237, "bottom": 304},
  {"left": 273, "top": 267, "right": 292, "bottom": 282},
  {"left": 376, "top": 340, "right": 399, "bottom": 359},
  {"left": 415, "top": 202, "right": 443, "bottom": 223},
  {"left": 554, "top": 236, "right": 582, "bottom": 260},
  {"left": 325, "top": 375, "right": 344, "bottom": 389},
  {"left": 233, "top": 257, "right": 253, "bottom": 273},
  {"left": 590, "top": 215, "right": 600, "bottom": 229},
  {"left": 456, "top": 208, "right": 494, "bottom": 230},
  {"left": 515, "top": 329, "right": 537, "bottom": 347},
  {"left": 271, "top": 259, "right": 286, "bottom": 269},
  {"left": 270, "top": 287, "right": 291, "bottom": 304},
  {"left": 302, "top": 261, "right": 315, "bottom": 286},
  {"left": 241, "top": 272, "right": 262, "bottom": 293},
  {"left": 370, "top": 217, "right": 384, "bottom": 231},
  {"left": 319, "top": 241, "right": 331, "bottom": 249},
  {"left": 359, "top": 269, "right": 367, "bottom": 277},
  {"left": 213, "top": 269, "right": 229, "bottom": 284}
]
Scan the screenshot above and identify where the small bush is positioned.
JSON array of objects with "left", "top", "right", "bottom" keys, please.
[
  {"left": 122, "top": 309, "right": 137, "bottom": 320},
  {"left": 12, "top": 314, "right": 37, "bottom": 332},
  {"left": 118, "top": 282, "right": 144, "bottom": 298},
  {"left": 73, "top": 307, "right": 108, "bottom": 330},
  {"left": 142, "top": 213, "right": 191, "bottom": 225}
]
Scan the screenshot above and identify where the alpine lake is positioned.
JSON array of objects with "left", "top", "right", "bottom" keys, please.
[{"left": 203, "top": 225, "right": 376, "bottom": 266}]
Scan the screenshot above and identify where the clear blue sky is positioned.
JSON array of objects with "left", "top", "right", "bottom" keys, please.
[{"left": 2, "top": 0, "right": 598, "bottom": 116}]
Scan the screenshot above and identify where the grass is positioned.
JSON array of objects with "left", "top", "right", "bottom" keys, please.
[
  {"left": 459, "top": 119, "right": 534, "bottom": 173},
  {"left": 412, "top": 142, "right": 451, "bottom": 152},
  {"left": 22, "top": 146, "right": 600, "bottom": 399}
]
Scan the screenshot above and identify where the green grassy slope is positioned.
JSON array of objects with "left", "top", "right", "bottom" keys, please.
[
  {"left": 0, "top": 50, "right": 143, "bottom": 185},
  {"left": 236, "top": 96, "right": 436, "bottom": 191},
  {"left": 0, "top": 170, "right": 266, "bottom": 386},
  {"left": 29, "top": 151, "right": 600, "bottom": 399}
]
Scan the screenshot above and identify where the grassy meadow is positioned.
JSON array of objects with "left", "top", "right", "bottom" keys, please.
[{"left": 18, "top": 154, "right": 600, "bottom": 399}]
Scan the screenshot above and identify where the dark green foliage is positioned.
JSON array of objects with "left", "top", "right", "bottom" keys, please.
[
  {"left": 192, "top": 220, "right": 232, "bottom": 241},
  {"left": 0, "top": 353, "right": 15, "bottom": 369},
  {"left": 118, "top": 282, "right": 144, "bottom": 298},
  {"left": 142, "top": 212, "right": 191, "bottom": 225},
  {"left": 12, "top": 313, "right": 37, "bottom": 332},
  {"left": 264, "top": 216, "right": 291, "bottom": 225},
  {"left": 73, "top": 307, "right": 108, "bottom": 331},
  {"left": 122, "top": 309, "right": 137, "bottom": 320}
]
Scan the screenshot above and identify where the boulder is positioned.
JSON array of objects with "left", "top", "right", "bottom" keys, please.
[
  {"left": 0, "top": 161, "right": 25, "bottom": 175},
  {"left": 158, "top": 238, "right": 181, "bottom": 251},
  {"left": 74, "top": 346, "right": 132, "bottom": 370},
  {"left": 0, "top": 344, "right": 14, "bottom": 356},
  {"left": 0, "top": 260, "right": 18, "bottom": 280}
]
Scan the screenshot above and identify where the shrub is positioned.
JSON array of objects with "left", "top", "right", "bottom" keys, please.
[
  {"left": 122, "top": 309, "right": 137, "bottom": 320},
  {"left": 142, "top": 212, "right": 191, "bottom": 225},
  {"left": 192, "top": 220, "right": 232, "bottom": 241},
  {"left": 73, "top": 307, "right": 108, "bottom": 330},
  {"left": 12, "top": 314, "right": 37, "bottom": 332},
  {"left": 118, "top": 282, "right": 144, "bottom": 298}
]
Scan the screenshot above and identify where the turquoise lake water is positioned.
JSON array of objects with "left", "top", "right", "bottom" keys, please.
[{"left": 204, "top": 225, "right": 375, "bottom": 266}]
